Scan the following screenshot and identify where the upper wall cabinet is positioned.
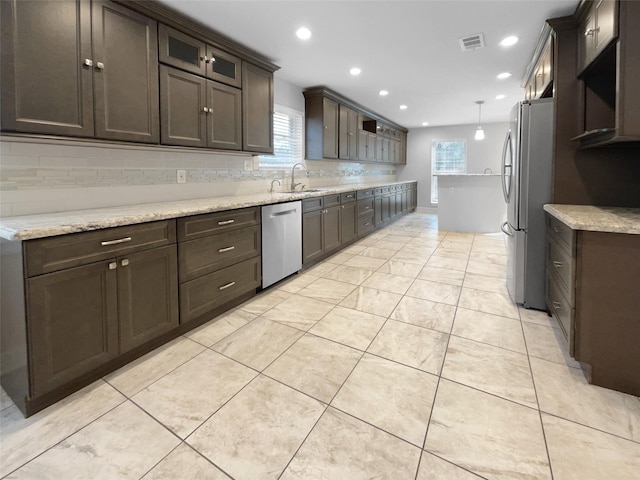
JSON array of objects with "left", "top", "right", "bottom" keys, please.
[
  {"left": 1, "top": 0, "right": 160, "bottom": 143},
  {"left": 242, "top": 62, "right": 274, "bottom": 154},
  {"left": 572, "top": 0, "right": 640, "bottom": 147},
  {"left": 158, "top": 24, "right": 242, "bottom": 88},
  {"left": 1, "top": 0, "right": 278, "bottom": 154},
  {"left": 523, "top": 26, "right": 553, "bottom": 100},
  {"left": 303, "top": 87, "right": 408, "bottom": 164}
]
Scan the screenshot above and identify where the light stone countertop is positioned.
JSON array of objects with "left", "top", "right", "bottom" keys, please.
[
  {"left": 433, "top": 173, "right": 501, "bottom": 176},
  {"left": 0, "top": 181, "right": 416, "bottom": 241},
  {"left": 544, "top": 204, "right": 640, "bottom": 235}
]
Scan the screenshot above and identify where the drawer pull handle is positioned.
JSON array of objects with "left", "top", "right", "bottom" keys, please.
[
  {"left": 553, "top": 261, "right": 563, "bottom": 268},
  {"left": 552, "top": 301, "right": 563, "bottom": 310},
  {"left": 364, "top": 222, "right": 370, "bottom": 226},
  {"left": 121, "top": 259, "right": 129, "bottom": 267},
  {"left": 364, "top": 206, "right": 370, "bottom": 210},
  {"left": 108, "top": 262, "right": 117, "bottom": 270},
  {"left": 218, "top": 246, "right": 235, "bottom": 253},
  {"left": 101, "top": 237, "right": 132, "bottom": 246},
  {"left": 553, "top": 227, "right": 563, "bottom": 234},
  {"left": 218, "top": 219, "right": 235, "bottom": 226},
  {"left": 219, "top": 281, "right": 236, "bottom": 291}
]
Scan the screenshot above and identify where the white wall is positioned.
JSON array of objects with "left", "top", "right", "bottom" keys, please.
[{"left": 398, "top": 122, "right": 508, "bottom": 208}]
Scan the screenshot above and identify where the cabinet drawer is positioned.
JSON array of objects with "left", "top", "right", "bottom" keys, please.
[
  {"left": 179, "top": 225, "right": 260, "bottom": 282},
  {"left": 357, "top": 188, "right": 375, "bottom": 199},
  {"left": 302, "top": 197, "right": 323, "bottom": 213},
  {"left": 340, "top": 191, "right": 356, "bottom": 204},
  {"left": 25, "top": 220, "right": 176, "bottom": 277},
  {"left": 547, "top": 270, "right": 574, "bottom": 352},
  {"left": 374, "top": 187, "right": 384, "bottom": 195},
  {"left": 179, "top": 256, "right": 261, "bottom": 323},
  {"left": 323, "top": 193, "right": 341, "bottom": 207},
  {"left": 546, "top": 235, "right": 574, "bottom": 303},
  {"left": 357, "top": 212, "right": 375, "bottom": 237},
  {"left": 177, "top": 207, "right": 259, "bottom": 241},
  {"left": 546, "top": 215, "right": 575, "bottom": 253},
  {"left": 357, "top": 199, "right": 374, "bottom": 216}
]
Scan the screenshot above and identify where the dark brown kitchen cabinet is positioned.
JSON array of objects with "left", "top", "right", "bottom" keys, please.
[
  {"left": 339, "top": 105, "right": 359, "bottom": 160},
  {"left": 242, "top": 62, "right": 274, "bottom": 153},
  {"left": 302, "top": 195, "right": 341, "bottom": 266},
  {"left": 159, "top": 24, "right": 242, "bottom": 89},
  {"left": 160, "top": 65, "right": 242, "bottom": 150},
  {"left": 177, "top": 207, "right": 262, "bottom": 324},
  {"left": 356, "top": 189, "right": 375, "bottom": 238},
  {"left": 1, "top": 0, "right": 94, "bottom": 137},
  {"left": 577, "top": 0, "right": 617, "bottom": 74},
  {"left": 0, "top": 0, "right": 159, "bottom": 143},
  {"left": 117, "top": 245, "right": 179, "bottom": 353},
  {"left": 6, "top": 220, "right": 179, "bottom": 415},
  {"left": 340, "top": 192, "right": 358, "bottom": 246},
  {"left": 27, "top": 262, "right": 119, "bottom": 397}
]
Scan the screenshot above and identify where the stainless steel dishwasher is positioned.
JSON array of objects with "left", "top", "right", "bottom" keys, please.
[{"left": 261, "top": 201, "right": 302, "bottom": 288}]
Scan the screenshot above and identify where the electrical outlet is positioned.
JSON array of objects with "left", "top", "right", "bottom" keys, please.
[
  {"left": 244, "top": 160, "right": 253, "bottom": 171},
  {"left": 177, "top": 169, "right": 186, "bottom": 184}
]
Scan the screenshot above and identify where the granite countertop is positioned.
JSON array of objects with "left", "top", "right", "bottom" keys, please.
[
  {"left": 433, "top": 173, "right": 501, "bottom": 176},
  {"left": 0, "top": 180, "right": 416, "bottom": 241},
  {"left": 544, "top": 204, "right": 640, "bottom": 235}
]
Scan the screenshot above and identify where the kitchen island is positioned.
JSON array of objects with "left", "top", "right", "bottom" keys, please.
[
  {"left": 544, "top": 204, "right": 640, "bottom": 396},
  {"left": 434, "top": 173, "right": 505, "bottom": 233}
]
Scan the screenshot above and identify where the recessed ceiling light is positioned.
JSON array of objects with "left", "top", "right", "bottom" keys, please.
[
  {"left": 422, "top": 122, "right": 429, "bottom": 126},
  {"left": 295, "top": 27, "right": 311, "bottom": 40},
  {"left": 349, "top": 67, "right": 361, "bottom": 76},
  {"left": 495, "top": 94, "right": 506, "bottom": 100},
  {"left": 379, "top": 90, "right": 389, "bottom": 96},
  {"left": 399, "top": 105, "right": 408, "bottom": 110},
  {"left": 497, "top": 72, "right": 512, "bottom": 79},
  {"left": 499, "top": 36, "right": 519, "bottom": 47}
]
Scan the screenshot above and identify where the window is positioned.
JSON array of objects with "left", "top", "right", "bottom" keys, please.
[
  {"left": 259, "top": 105, "right": 303, "bottom": 168},
  {"left": 431, "top": 140, "right": 466, "bottom": 204}
]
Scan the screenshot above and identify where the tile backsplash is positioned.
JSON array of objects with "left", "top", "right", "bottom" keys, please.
[{"left": 0, "top": 138, "right": 396, "bottom": 217}]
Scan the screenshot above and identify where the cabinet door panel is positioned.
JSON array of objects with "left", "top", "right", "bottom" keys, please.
[
  {"left": 339, "top": 105, "right": 358, "bottom": 160},
  {"left": 323, "top": 98, "right": 339, "bottom": 159},
  {"left": 207, "top": 81, "right": 242, "bottom": 150},
  {"left": 118, "top": 245, "right": 179, "bottom": 353},
  {"left": 207, "top": 45, "right": 242, "bottom": 88},
  {"left": 340, "top": 203, "right": 357, "bottom": 245},
  {"left": 324, "top": 205, "right": 341, "bottom": 254},
  {"left": 242, "top": 62, "right": 274, "bottom": 153},
  {"left": 160, "top": 66, "right": 207, "bottom": 147},
  {"left": 1, "top": 0, "right": 94, "bottom": 137},
  {"left": 303, "top": 210, "right": 324, "bottom": 265},
  {"left": 92, "top": 1, "right": 159, "bottom": 143},
  {"left": 27, "top": 262, "right": 118, "bottom": 396},
  {"left": 158, "top": 23, "right": 206, "bottom": 76}
]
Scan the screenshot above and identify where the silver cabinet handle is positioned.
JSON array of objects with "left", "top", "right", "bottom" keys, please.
[
  {"left": 552, "top": 301, "right": 563, "bottom": 310},
  {"left": 121, "top": 259, "right": 129, "bottom": 267},
  {"left": 218, "top": 246, "right": 235, "bottom": 253},
  {"left": 201, "top": 55, "right": 208, "bottom": 62},
  {"left": 341, "top": 205, "right": 345, "bottom": 209},
  {"left": 101, "top": 237, "right": 132, "bottom": 246},
  {"left": 203, "top": 106, "right": 209, "bottom": 113},
  {"left": 218, "top": 219, "right": 235, "bottom": 225},
  {"left": 553, "top": 261, "right": 563, "bottom": 268},
  {"left": 210, "top": 57, "right": 216, "bottom": 62},
  {"left": 363, "top": 206, "right": 370, "bottom": 210},
  {"left": 108, "top": 262, "right": 117, "bottom": 270},
  {"left": 84, "top": 58, "right": 93, "bottom": 67},
  {"left": 364, "top": 222, "right": 370, "bottom": 226},
  {"left": 219, "top": 281, "right": 235, "bottom": 291},
  {"left": 584, "top": 27, "right": 599, "bottom": 36},
  {"left": 96, "top": 62, "right": 104, "bottom": 70}
]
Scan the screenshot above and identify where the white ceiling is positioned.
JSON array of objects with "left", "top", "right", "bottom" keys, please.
[{"left": 158, "top": 0, "right": 578, "bottom": 128}]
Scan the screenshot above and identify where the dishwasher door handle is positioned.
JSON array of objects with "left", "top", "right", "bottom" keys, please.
[{"left": 271, "top": 209, "right": 297, "bottom": 217}]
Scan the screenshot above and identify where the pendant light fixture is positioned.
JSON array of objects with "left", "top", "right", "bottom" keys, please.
[{"left": 474, "top": 100, "right": 485, "bottom": 141}]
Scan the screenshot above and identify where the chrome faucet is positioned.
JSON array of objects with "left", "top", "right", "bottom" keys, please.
[
  {"left": 290, "top": 163, "right": 307, "bottom": 192},
  {"left": 270, "top": 179, "right": 281, "bottom": 193}
]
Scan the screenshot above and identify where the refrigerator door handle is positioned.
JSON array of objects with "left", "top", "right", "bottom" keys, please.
[
  {"left": 501, "top": 221, "right": 514, "bottom": 236},
  {"left": 501, "top": 130, "right": 512, "bottom": 203}
]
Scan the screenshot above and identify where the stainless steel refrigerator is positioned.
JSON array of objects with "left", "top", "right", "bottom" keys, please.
[{"left": 500, "top": 98, "right": 554, "bottom": 310}]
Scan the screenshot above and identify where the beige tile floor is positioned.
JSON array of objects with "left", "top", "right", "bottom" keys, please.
[{"left": 1, "top": 212, "right": 639, "bottom": 479}]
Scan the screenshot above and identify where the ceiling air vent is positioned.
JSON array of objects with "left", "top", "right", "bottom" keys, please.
[{"left": 459, "top": 33, "right": 485, "bottom": 51}]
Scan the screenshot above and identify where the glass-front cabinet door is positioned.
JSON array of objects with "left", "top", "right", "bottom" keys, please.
[
  {"left": 206, "top": 45, "right": 242, "bottom": 88},
  {"left": 159, "top": 24, "right": 207, "bottom": 76}
]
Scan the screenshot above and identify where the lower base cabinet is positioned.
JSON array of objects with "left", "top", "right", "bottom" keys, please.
[{"left": 302, "top": 194, "right": 341, "bottom": 265}]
